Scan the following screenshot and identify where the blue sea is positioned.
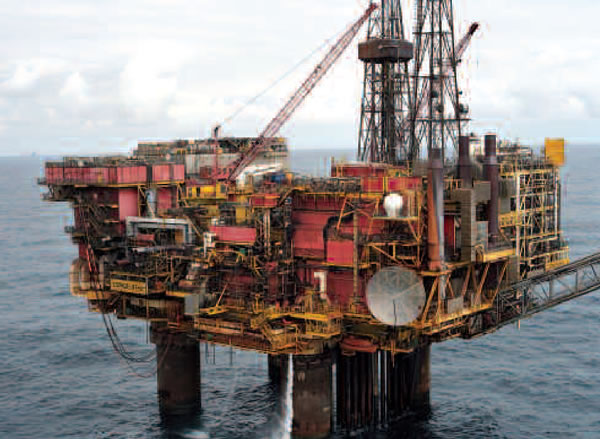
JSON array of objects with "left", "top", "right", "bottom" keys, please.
[{"left": 0, "top": 147, "right": 599, "bottom": 438}]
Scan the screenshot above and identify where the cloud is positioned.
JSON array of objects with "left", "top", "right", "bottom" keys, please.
[
  {"left": 60, "top": 72, "right": 88, "bottom": 104},
  {"left": 1, "top": 58, "right": 68, "bottom": 95},
  {"left": 115, "top": 38, "right": 198, "bottom": 123},
  {"left": 1, "top": 0, "right": 600, "bottom": 155}
]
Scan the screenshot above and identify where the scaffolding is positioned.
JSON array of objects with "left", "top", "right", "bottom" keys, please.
[{"left": 499, "top": 144, "right": 569, "bottom": 277}]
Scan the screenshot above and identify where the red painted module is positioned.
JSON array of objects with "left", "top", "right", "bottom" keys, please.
[
  {"left": 332, "top": 163, "right": 387, "bottom": 178},
  {"left": 76, "top": 167, "right": 86, "bottom": 183},
  {"left": 89, "top": 167, "right": 110, "bottom": 184},
  {"left": 292, "top": 195, "right": 345, "bottom": 211},
  {"left": 291, "top": 211, "right": 332, "bottom": 259},
  {"left": 45, "top": 166, "right": 63, "bottom": 184},
  {"left": 172, "top": 164, "right": 185, "bottom": 181},
  {"left": 62, "top": 167, "right": 79, "bottom": 183},
  {"left": 61, "top": 167, "right": 71, "bottom": 182},
  {"left": 209, "top": 225, "right": 257, "bottom": 244},
  {"left": 326, "top": 239, "right": 354, "bottom": 266},
  {"left": 362, "top": 176, "right": 385, "bottom": 193},
  {"left": 117, "top": 166, "right": 147, "bottom": 184},
  {"left": 326, "top": 270, "right": 367, "bottom": 306},
  {"left": 388, "top": 176, "right": 422, "bottom": 191},
  {"left": 338, "top": 215, "right": 385, "bottom": 236},
  {"left": 152, "top": 164, "right": 171, "bottom": 182},
  {"left": 118, "top": 188, "right": 138, "bottom": 220},
  {"left": 157, "top": 187, "right": 175, "bottom": 212},
  {"left": 250, "top": 194, "right": 279, "bottom": 208},
  {"left": 152, "top": 164, "right": 185, "bottom": 182},
  {"left": 44, "top": 166, "right": 53, "bottom": 183},
  {"left": 45, "top": 166, "right": 53, "bottom": 183}
]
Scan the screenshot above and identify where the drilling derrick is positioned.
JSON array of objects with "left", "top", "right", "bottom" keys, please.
[
  {"left": 411, "top": 0, "right": 468, "bottom": 161},
  {"left": 357, "top": 1, "right": 414, "bottom": 165}
]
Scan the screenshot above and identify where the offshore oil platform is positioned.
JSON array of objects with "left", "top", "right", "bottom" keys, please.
[{"left": 40, "top": 1, "right": 600, "bottom": 437}]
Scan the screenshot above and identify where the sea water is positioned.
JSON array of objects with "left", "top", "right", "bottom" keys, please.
[{"left": 0, "top": 146, "right": 599, "bottom": 438}]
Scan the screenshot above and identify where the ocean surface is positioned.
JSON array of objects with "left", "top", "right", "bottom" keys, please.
[{"left": 1, "top": 147, "right": 599, "bottom": 438}]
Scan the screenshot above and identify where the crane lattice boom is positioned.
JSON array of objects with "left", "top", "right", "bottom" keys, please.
[{"left": 222, "top": 3, "right": 378, "bottom": 182}]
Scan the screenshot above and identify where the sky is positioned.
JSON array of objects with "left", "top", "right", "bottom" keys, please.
[{"left": 1, "top": 0, "right": 600, "bottom": 156}]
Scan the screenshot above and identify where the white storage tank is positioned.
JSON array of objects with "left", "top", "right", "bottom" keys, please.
[{"left": 383, "top": 193, "right": 404, "bottom": 218}]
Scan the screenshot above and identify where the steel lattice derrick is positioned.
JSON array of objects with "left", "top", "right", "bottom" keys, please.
[
  {"left": 358, "top": 0, "right": 413, "bottom": 165},
  {"left": 410, "top": 0, "right": 468, "bottom": 163}
]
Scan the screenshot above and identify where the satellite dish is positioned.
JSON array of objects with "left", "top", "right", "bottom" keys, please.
[{"left": 366, "top": 266, "right": 426, "bottom": 326}]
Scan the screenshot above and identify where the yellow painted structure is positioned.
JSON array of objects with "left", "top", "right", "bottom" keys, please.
[
  {"left": 110, "top": 278, "right": 148, "bottom": 295},
  {"left": 544, "top": 138, "right": 565, "bottom": 166}
]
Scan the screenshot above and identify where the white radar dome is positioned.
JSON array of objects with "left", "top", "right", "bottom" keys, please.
[{"left": 366, "top": 266, "right": 426, "bottom": 326}]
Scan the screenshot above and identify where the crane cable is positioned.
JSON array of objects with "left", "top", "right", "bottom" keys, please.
[{"left": 78, "top": 204, "right": 163, "bottom": 371}]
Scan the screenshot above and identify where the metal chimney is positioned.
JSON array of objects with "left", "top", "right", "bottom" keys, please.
[
  {"left": 484, "top": 134, "right": 499, "bottom": 244},
  {"left": 458, "top": 135, "right": 472, "bottom": 187},
  {"left": 427, "top": 148, "right": 445, "bottom": 271}
]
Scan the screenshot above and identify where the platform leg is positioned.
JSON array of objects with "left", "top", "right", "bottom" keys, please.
[
  {"left": 335, "top": 345, "right": 431, "bottom": 432},
  {"left": 292, "top": 353, "right": 332, "bottom": 438},
  {"left": 412, "top": 344, "right": 431, "bottom": 411},
  {"left": 268, "top": 354, "right": 288, "bottom": 385},
  {"left": 151, "top": 326, "right": 200, "bottom": 416},
  {"left": 390, "top": 344, "right": 431, "bottom": 415}
]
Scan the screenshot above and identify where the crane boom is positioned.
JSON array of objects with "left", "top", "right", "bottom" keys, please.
[
  {"left": 222, "top": 3, "right": 378, "bottom": 182},
  {"left": 456, "top": 22, "right": 479, "bottom": 61}
]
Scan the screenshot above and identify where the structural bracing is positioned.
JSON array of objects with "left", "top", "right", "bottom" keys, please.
[
  {"left": 411, "top": 0, "right": 468, "bottom": 162},
  {"left": 358, "top": 1, "right": 414, "bottom": 165}
]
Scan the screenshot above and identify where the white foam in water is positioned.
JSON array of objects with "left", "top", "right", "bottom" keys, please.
[
  {"left": 274, "top": 354, "right": 294, "bottom": 439},
  {"left": 181, "top": 431, "right": 209, "bottom": 439},
  {"left": 283, "top": 355, "right": 294, "bottom": 438}
]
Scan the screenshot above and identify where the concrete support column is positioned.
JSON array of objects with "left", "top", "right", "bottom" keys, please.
[
  {"left": 414, "top": 344, "right": 431, "bottom": 411},
  {"left": 151, "top": 325, "right": 200, "bottom": 416},
  {"left": 292, "top": 353, "right": 332, "bottom": 438},
  {"left": 268, "top": 354, "right": 288, "bottom": 385}
]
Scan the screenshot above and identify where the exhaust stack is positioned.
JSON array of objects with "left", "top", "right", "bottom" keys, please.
[
  {"left": 484, "top": 134, "right": 499, "bottom": 245},
  {"left": 458, "top": 135, "right": 472, "bottom": 187},
  {"left": 427, "top": 148, "right": 445, "bottom": 271}
]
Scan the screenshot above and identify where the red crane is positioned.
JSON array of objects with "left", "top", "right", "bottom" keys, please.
[
  {"left": 456, "top": 23, "right": 480, "bottom": 59},
  {"left": 218, "top": 3, "right": 378, "bottom": 183}
]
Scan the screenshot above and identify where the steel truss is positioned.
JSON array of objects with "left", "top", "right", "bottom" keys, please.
[
  {"left": 468, "top": 252, "right": 600, "bottom": 337},
  {"left": 410, "top": 0, "right": 467, "bottom": 162},
  {"left": 358, "top": 0, "right": 413, "bottom": 165}
]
